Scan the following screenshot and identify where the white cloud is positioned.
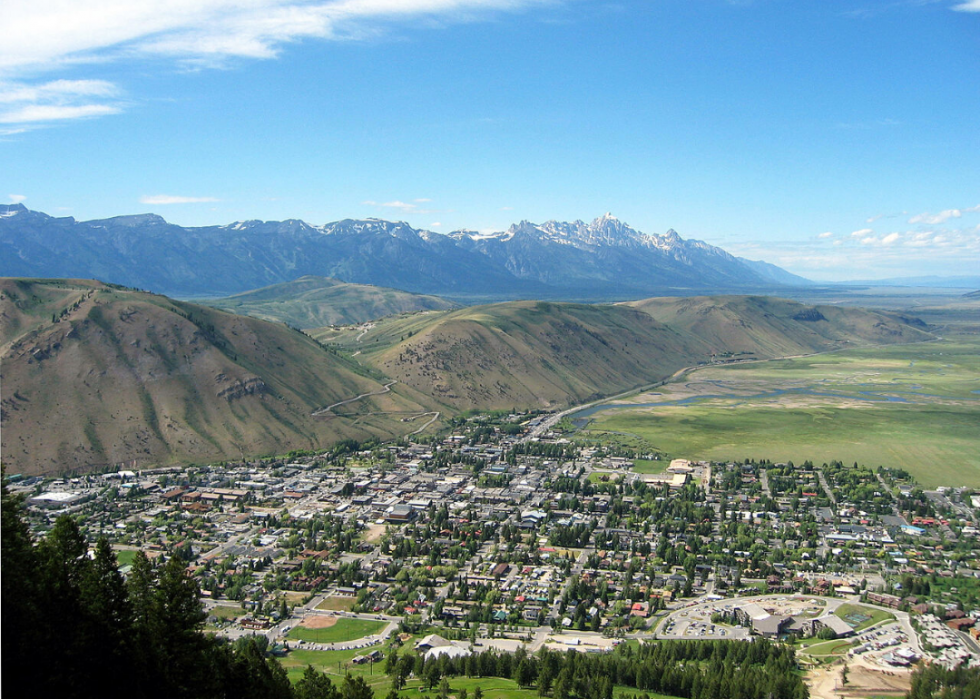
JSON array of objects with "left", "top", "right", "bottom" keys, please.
[
  {"left": 430, "top": 221, "right": 442, "bottom": 227},
  {"left": 0, "top": 79, "right": 118, "bottom": 103},
  {"left": 140, "top": 194, "right": 219, "bottom": 204},
  {"left": 0, "top": 0, "right": 555, "bottom": 72},
  {"left": 851, "top": 228, "right": 874, "bottom": 237},
  {"left": 881, "top": 232, "right": 900, "bottom": 245},
  {"left": 363, "top": 198, "right": 440, "bottom": 215},
  {"left": 0, "top": 78, "right": 123, "bottom": 125},
  {"left": 817, "top": 231, "right": 834, "bottom": 239},
  {"left": 1, "top": 1, "right": 553, "bottom": 129},
  {"left": 952, "top": 0, "right": 980, "bottom": 11},
  {"left": 909, "top": 205, "right": 980, "bottom": 225},
  {"left": 8, "top": 194, "right": 26, "bottom": 203},
  {"left": 0, "top": 103, "right": 121, "bottom": 123}
]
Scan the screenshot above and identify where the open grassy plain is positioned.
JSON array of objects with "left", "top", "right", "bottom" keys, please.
[{"left": 579, "top": 334, "right": 980, "bottom": 488}]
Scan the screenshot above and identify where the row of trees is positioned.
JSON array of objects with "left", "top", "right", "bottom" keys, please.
[
  {"left": 906, "top": 663, "right": 980, "bottom": 699},
  {"left": 391, "top": 640, "right": 809, "bottom": 699}
]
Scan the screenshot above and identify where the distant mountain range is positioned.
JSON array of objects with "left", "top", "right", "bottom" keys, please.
[{"left": 0, "top": 205, "right": 810, "bottom": 300}]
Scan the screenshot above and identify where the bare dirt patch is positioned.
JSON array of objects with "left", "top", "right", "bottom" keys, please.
[
  {"left": 806, "top": 660, "right": 911, "bottom": 699},
  {"left": 362, "top": 523, "right": 386, "bottom": 544},
  {"left": 300, "top": 615, "right": 339, "bottom": 630}
]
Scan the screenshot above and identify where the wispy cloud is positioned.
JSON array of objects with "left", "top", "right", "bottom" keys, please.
[
  {"left": 363, "top": 198, "right": 441, "bottom": 215},
  {"left": 1, "top": 1, "right": 554, "bottom": 130},
  {"left": 908, "top": 204, "right": 980, "bottom": 225},
  {"left": 2, "top": 1, "right": 555, "bottom": 72},
  {"left": 835, "top": 117, "right": 901, "bottom": 130},
  {"left": 843, "top": 0, "right": 947, "bottom": 20},
  {"left": 726, "top": 209, "right": 980, "bottom": 280},
  {"left": 952, "top": 0, "right": 980, "bottom": 11},
  {"left": 8, "top": 194, "right": 27, "bottom": 204},
  {"left": 0, "top": 78, "right": 123, "bottom": 126},
  {"left": 140, "top": 194, "right": 219, "bottom": 205},
  {"left": 0, "top": 103, "right": 121, "bottom": 124},
  {"left": 865, "top": 211, "right": 907, "bottom": 224}
]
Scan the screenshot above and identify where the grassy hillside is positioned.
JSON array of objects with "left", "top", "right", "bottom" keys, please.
[
  {"left": 2, "top": 282, "right": 935, "bottom": 474},
  {"left": 314, "top": 296, "right": 932, "bottom": 412},
  {"left": 198, "top": 275, "right": 459, "bottom": 328},
  {"left": 0, "top": 278, "right": 440, "bottom": 476},
  {"left": 628, "top": 295, "right": 931, "bottom": 358}
]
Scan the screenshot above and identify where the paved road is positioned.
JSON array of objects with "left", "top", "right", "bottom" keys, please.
[{"left": 816, "top": 468, "right": 838, "bottom": 506}]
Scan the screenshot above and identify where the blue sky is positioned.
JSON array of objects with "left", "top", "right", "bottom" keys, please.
[{"left": 2, "top": 0, "right": 978, "bottom": 281}]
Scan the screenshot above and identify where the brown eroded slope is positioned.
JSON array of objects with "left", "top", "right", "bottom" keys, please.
[{"left": 0, "top": 279, "right": 435, "bottom": 475}]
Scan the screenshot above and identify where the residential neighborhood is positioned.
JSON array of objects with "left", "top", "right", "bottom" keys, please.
[{"left": 9, "top": 410, "right": 980, "bottom": 676}]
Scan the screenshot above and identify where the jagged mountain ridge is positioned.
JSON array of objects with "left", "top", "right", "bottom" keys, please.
[{"left": 0, "top": 204, "right": 807, "bottom": 300}]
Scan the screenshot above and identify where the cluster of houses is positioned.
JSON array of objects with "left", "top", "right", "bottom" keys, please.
[{"left": 9, "top": 409, "right": 980, "bottom": 669}]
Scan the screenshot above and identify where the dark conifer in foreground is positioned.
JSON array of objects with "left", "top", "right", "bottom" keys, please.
[{"left": 0, "top": 474, "right": 306, "bottom": 699}]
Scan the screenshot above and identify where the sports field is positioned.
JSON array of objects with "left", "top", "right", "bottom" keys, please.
[
  {"left": 287, "top": 616, "right": 387, "bottom": 643},
  {"left": 578, "top": 338, "right": 980, "bottom": 488}
]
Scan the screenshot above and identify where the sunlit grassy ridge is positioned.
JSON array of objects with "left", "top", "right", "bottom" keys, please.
[
  {"left": 199, "top": 275, "right": 458, "bottom": 329},
  {"left": 315, "top": 296, "right": 933, "bottom": 412}
]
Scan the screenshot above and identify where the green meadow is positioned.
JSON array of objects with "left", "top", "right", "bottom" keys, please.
[{"left": 580, "top": 338, "right": 980, "bottom": 488}]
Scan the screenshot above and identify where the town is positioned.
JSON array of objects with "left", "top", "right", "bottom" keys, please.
[{"left": 9, "top": 409, "right": 980, "bottom": 692}]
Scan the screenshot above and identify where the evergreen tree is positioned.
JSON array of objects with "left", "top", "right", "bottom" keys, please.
[{"left": 341, "top": 673, "right": 375, "bottom": 699}]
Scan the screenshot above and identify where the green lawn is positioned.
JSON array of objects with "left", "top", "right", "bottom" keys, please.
[
  {"left": 280, "top": 642, "right": 684, "bottom": 699},
  {"left": 834, "top": 604, "right": 894, "bottom": 632},
  {"left": 281, "top": 647, "right": 385, "bottom": 685},
  {"left": 208, "top": 605, "right": 243, "bottom": 621},
  {"left": 589, "top": 471, "right": 625, "bottom": 484},
  {"left": 316, "top": 596, "right": 357, "bottom": 612},
  {"left": 288, "top": 617, "right": 387, "bottom": 644},
  {"left": 282, "top": 635, "right": 418, "bottom": 687},
  {"left": 799, "top": 639, "right": 853, "bottom": 657},
  {"left": 632, "top": 459, "right": 668, "bottom": 474},
  {"left": 580, "top": 339, "right": 980, "bottom": 488},
  {"left": 115, "top": 549, "right": 138, "bottom": 567}
]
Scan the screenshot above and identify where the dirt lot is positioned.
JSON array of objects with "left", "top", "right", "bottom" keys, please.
[
  {"left": 300, "top": 615, "right": 339, "bottom": 630},
  {"left": 807, "top": 660, "right": 911, "bottom": 699},
  {"left": 361, "top": 523, "right": 386, "bottom": 544}
]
